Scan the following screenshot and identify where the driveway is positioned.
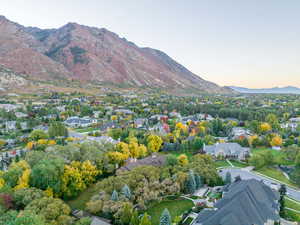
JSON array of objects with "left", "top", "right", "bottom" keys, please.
[{"left": 220, "top": 168, "right": 300, "bottom": 202}]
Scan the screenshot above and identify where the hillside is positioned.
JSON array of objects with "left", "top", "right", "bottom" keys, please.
[{"left": 0, "top": 16, "right": 231, "bottom": 94}]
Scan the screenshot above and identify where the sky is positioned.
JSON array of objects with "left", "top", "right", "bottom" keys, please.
[{"left": 1, "top": 0, "right": 300, "bottom": 88}]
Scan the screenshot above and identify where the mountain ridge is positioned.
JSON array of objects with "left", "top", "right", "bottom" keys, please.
[
  {"left": 229, "top": 86, "right": 300, "bottom": 94},
  {"left": 0, "top": 15, "right": 231, "bottom": 94}
]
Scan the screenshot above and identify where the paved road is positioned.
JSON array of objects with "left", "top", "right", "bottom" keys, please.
[{"left": 220, "top": 168, "right": 300, "bottom": 202}]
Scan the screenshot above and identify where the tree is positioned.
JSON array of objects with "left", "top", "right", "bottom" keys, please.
[
  {"left": 29, "top": 130, "right": 49, "bottom": 141},
  {"left": 139, "top": 213, "right": 152, "bottom": 225},
  {"left": 13, "top": 188, "right": 45, "bottom": 209},
  {"left": 121, "top": 184, "right": 132, "bottom": 200},
  {"left": 147, "top": 134, "right": 163, "bottom": 153},
  {"left": 120, "top": 202, "right": 133, "bottom": 225},
  {"left": 130, "top": 210, "right": 140, "bottom": 225},
  {"left": 259, "top": 123, "right": 271, "bottom": 133},
  {"left": 30, "top": 159, "right": 64, "bottom": 194},
  {"left": 194, "top": 173, "right": 202, "bottom": 189},
  {"left": 166, "top": 155, "right": 178, "bottom": 166},
  {"left": 24, "top": 197, "right": 72, "bottom": 225},
  {"left": 185, "top": 170, "right": 196, "bottom": 194},
  {"left": 270, "top": 135, "right": 283, "bottom": 147},
  {"left": 111, "top": 190, "right": 119, "bottom": 201},
  {"left": 225, "top": 171, "right": 232, "bottom": 184},
  {"left": 159, "top": 208, "right": 171, "bottom": 225},
  {"left": 48, "top": 122, "right": 68, "bottom": 138},
  {"left": 177, "top": 154, "right": 188, "bottom": 166}
]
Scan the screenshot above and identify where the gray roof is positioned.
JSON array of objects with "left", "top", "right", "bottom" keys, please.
[
  {"left": 193, "top": 179, "right": 280, "bottom": 225},
  {"left": 204, "top": 143, "right": 249, "bottom": 156},
  {"left": 118, "top": 153, "right": 166, "bottom": 172}
]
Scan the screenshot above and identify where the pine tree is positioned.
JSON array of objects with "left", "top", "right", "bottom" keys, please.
[
  {"left": 185, "top": 170, "right": 196, "bottom": 194},
  {"left": 139, "top": 213, "right": 152, "bottom": 225},
  {"left": 122, "top": 184, "right": 132, "bottom": 199},
  {"left": 111, "top": 190, "right": 119, "bottom": 201},
  {"left": 130, "top": 210, "right": 140, "bottom": 225},
  {"left": 194, "top": 173, "right": 202, "bottom": 189},
  {"left": 225, "top": 171, "right": 232, "bottom": 184},
  {"left": 159, "top": 208, "right": 171, "bottom": 225}
]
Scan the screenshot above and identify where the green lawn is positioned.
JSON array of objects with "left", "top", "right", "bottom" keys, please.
[
  {"left": 251, "top": 148, "right": 294, "bottom": 166},
  {"left": 146, "top": 198, "right": 194, "bottom": 225},
  {"left": 67, "top": 183, "right": 98, "bottom": 210},
  {"left": 255, "top": 167, "right": 295, "bottom": 187},
  {"left": 285, "top": 198, "right": 300, "bottom": 211},
  {"left": 229, "top": 160, "right": 249, "bottom": 168},
  {"left": 214, "top": 160, "right": 230, "bottom": 168},
  {"left": 74, "top": 127, "right": 99, "bottom": 133},
  {"left": 284, "top": 210, "right": 300, "bottom": 222}
]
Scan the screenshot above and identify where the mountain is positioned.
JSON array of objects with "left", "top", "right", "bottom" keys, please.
[
  {"left": 0, "top": 65, "right": 28, "bottom": 91},
  {"left": 0, "top": 16, "right": 230, "bottom": 94},
  {"left": 229, "top": 86, "right": 300, "bottom": 94}
]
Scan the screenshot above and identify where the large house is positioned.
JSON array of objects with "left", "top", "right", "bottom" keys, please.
[
  {"left": 204, "top": 143, "right": 249, "bottom": 160},
  {"left": 193, "top": 179, "right": 280, "bottom": 225},
  {"left": 64, "top": 116, "right": 97, "bottom": 128}
]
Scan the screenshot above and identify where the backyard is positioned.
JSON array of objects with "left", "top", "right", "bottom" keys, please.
[
  {"left": 146, "top": 197, "right": 194, "bottom": 225},
  {"left": 251, "top": 148, "right": 294, "bottom": 166},
  {"left": 67, "top": 183, "right": 98, "bottom": 210}
]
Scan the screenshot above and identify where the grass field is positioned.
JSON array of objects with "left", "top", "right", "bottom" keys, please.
[
  {"left": 146, "top": 198, "right": 194, "bottom": 225},
  {"left": 256, "top": 167, "right": 295, "bottom": 187},
  {"left": 251, "top": 148, "right": 294, "bottom": 166},
  {"left": 167, "top": 151, "right": 194, "bottom": 160},
  {"left": 285, "top": 198, "right": 300, "bottom": 211},
  {"left": 214, "top": 160, "right": 231, "bottom": 168},
  {"left": 284, "top": 210, "right": 300, "bottom": 222},
  {"left": 74, "top": 127, "right": 99, "bottom": 133},
  {"left": 229, "top": 160, "right": 249, "bottom": 168},
  {"left": 67, "top": 183, "right": 98, "bottom": 210}
]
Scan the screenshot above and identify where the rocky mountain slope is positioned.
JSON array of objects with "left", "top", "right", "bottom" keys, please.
[
  {"left": 0, "top": 65, "right": 28, "bottom": 91},
  {"left": 0, "top": 16, "right": 230, "bottom": 93}
]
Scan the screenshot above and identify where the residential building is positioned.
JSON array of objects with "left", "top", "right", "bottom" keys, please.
[
  {"left": 193, "top": 179, "right": 280, "bottom": 225},
  {"left": 204, "top": 143, "right": 249, "bottom": 160}
]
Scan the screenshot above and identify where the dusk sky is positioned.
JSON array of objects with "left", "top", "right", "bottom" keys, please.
[{"left": 1, "top": 0, "right": 300, "bottom": 88}]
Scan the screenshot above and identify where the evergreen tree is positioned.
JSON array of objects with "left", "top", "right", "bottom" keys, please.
[
  {"left": 159, "top": 208, "right": 171, "bottom": 225},
  {"left": 194, "top": 173, "right": 202, "bottom": 189},
  {"left": 139, "top": 213, "right": 152, "bottom": 225},
  {"left": 225, "top": 171, "right": 232, "bottom": 184},
  {"left": 111, "top": 190, "right": 119, "bottom": 201},
  {"left": 130, "top": 210, "right": 140, "bottom": 225},
  {"left": 122, "top": 184, "right": 132, "bottom": 199},
  {"left": 185, "top": 170, "right": 196, "bottom": 194}
]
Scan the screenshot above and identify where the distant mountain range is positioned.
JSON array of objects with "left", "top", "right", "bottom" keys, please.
[
  {"left": 0, "top": 15, "right": 231, "bottom": 94},
  {"left": 229, "top": 86, "right": 300, "bottom": 94}
]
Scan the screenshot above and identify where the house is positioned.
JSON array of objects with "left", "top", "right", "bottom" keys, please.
[
  {"left": 134, "top": 118, "right": 148, "bottom": 128},
  {"left": 281, "top": 123, "right": 298, "bottom": 132},
  {"left": 64, "top": 116, "right": 97, "bottom": 128},
  {"left": 230, "top": 127, "right": 252, "bottom": 140},
  {"left": 193, "top": 179, "right": 280, "bottom": 225},
  {"left": 20, "top": 122, "right": 28, "bottom": 130},
  {"left": 5, "top": 121, "right": 16, "bottom": 131},
  {"left": 204, "top": 143, "right": 249, "bottom": 160},
  {"left": 289, "top": 117, "right": 300, "bottom": 123},
  {"left": 86, "top": 136, "right": 118, "bottom": 145},
  {"left": 150, "top": 122, "right": 170, "bottom": 135},
  {"left": 114, "top": 109, "right": 134, "bottom": 115},
  {"left": 15, "top": 112, "right": 27, "bottom": 118},
  {"left": 117, "top": 153, "right": 166, "bottom": 173}
]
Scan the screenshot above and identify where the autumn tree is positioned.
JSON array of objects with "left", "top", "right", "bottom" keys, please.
[{"left": 147, "top": 134, "right": 163, "bottom": 153}]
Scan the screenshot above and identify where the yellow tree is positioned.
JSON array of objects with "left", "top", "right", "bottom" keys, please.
[
  {"left": 0, "top": 171, "right": 5, "bottom": 189},
  {"left": 138, "top": 144, "right": 148, "bottom": 158},
  {"left": 61, "top": 164, "right": 85, "bottom": 198},
  {"left": 116, "top": 142, "right": 130, "bottom": 158},
  {"left": 270, "top": 135, "right": 283, "bottom": 147},
  {"left": 80, "top": 160, "right": 100, "bottom": 185},
  {"left": 129, "top": 140, "right": 140, "bottom": 158},
  {"left": 178, "top": 154, "right": 188, "bottom": 166},
  {"left": 14, "top": 169, "right": 31, "bottom": 190},
  {"left": 147, "top": 134, "right": 163, "bottom": 153},
  {"left": 259, "top": 122, "right": 272, "bottom": 133}
]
